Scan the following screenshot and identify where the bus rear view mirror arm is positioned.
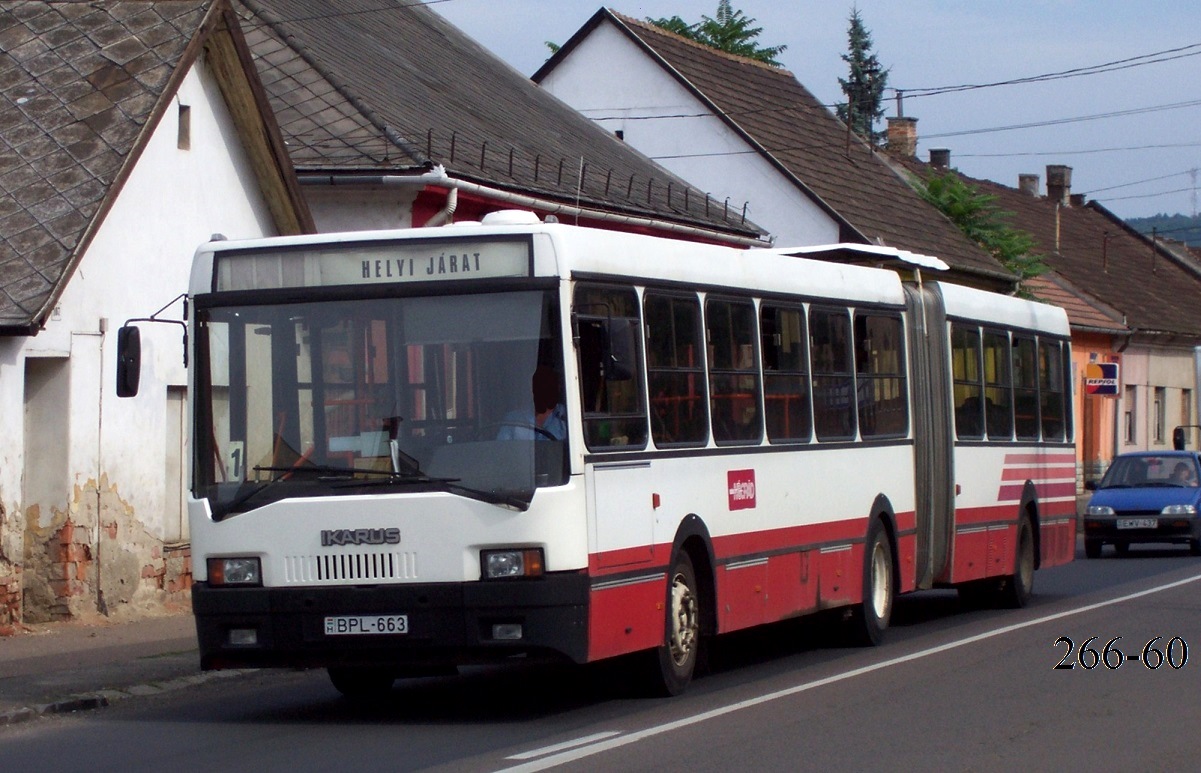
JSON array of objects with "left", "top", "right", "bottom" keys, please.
[{"left": 115, "top": 293, "right": 189, "bottom": 398}]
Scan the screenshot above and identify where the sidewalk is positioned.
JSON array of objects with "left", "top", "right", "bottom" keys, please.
[{"left": 0, "top": 613, "right": 250, "bottom": 726}]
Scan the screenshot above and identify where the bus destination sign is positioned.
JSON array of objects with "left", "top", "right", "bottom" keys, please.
[{"left": 215, "top": 239, "right": 531, "bottom": 292}]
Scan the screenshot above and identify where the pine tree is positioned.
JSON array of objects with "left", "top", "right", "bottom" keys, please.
[
  {"left": 836, "top": 9, "right": 888, "bottom": 145},
  {"left": 649, "top": 1, "right": 786, "bottom": 66}
]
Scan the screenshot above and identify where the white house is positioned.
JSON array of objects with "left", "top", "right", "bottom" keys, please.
[
  {"left": 0, "top": 0, "right": 311, "bottom": 630},
  {"left": 534, "top": 9, "right": 1013, "bottom": 291}
]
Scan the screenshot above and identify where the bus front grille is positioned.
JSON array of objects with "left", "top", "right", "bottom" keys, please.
[{"left": 283, "top": 551, "right": 417, "bottom": 583}]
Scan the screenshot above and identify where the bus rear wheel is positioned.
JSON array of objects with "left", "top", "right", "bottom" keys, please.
[
  {"left": 847, "top": 518, "right": 893, "bottom": 646},
  {"left": 652, "top": 552, "right": 700, "bottom": 696},
  {"left": 998, "top": 515, "right": 1035, "bottom": 608}
]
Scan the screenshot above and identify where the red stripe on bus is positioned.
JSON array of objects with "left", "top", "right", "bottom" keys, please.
[{"left": 1000, "top": 465, "right": 1076, "bottom": 481}]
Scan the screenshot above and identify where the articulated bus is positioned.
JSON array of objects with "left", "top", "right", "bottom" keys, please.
[{"left": 120, "top": 211, "right": 1076, "bottom": 697}]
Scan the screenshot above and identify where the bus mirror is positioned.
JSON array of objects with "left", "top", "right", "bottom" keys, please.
[
  {"left": 603, "top": 318, "right": 636, "bottom": 382},
  {"left": 1174, "top": 426, "right": 1187, "bottom": 450},
  {"left": 116, "top": 325, "right": 142, "bottom": 398}
]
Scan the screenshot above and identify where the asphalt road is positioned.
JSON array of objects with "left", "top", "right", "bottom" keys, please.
[{"left": 4, "top": 542, "right": 1199, "bottom": 773}]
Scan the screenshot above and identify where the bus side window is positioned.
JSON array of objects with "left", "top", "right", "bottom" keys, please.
[
  {"left": 810, "top": 306, "right": 855, "bottom": 441},
  {"left": 707, "top": 297, "right": 762, "bottom": 445},
  {"left": 1013, "top": 335, "right": 1040, "bottom": 440},
  {"left": 951, "top": 324, "right": 984, "bottom": 439},
  {"left": 761, "top": 304, "right": 811, "bottom": 443},
  {"left": 645, "top": 292, "right": 709, "bottom": 447},
  {"left": 573, "top": 284, "right": 648, "bottom": 450},
  {"left": 1039, "top": 338, "right": 1066, "bottom": 441},
  {"left": 855, "top": 312, "right": 907, "bottom": 438},
  {"left": 982, "top": 330, "right": 1013, "bottom": 440}
]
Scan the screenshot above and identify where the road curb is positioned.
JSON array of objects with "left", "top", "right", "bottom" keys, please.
[{"left": 0, "top": 669, "right": 257, "bottom": 727}]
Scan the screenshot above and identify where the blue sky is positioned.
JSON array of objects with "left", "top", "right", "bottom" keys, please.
[{"left": 434, "top": 1, "right": 1201, "bottom": 222}]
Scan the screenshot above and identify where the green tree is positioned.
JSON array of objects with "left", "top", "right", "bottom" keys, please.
[
  {"left": 649, "top": 1, "right": 786, "bottom": 66},
  {"left": 919, "top": 171, "right": 1047, "bottom": 294},
  {"left": 836, "top": 9, "right": 888, "bottom": 144}
]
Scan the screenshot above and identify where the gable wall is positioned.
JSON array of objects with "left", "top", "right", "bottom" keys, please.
[
  {"left": 0, "top": 57, "right": 277, "bottom": 625},
  {"left": 539, "top": 23, "right": 839, "bottom": 247}
]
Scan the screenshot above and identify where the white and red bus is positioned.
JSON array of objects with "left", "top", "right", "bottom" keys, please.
[{"left": 120, "top": 212, "right": 1075, "bottom": 696}]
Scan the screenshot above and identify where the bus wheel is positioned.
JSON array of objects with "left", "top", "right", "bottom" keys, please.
[
  {"left": 848, "top": 518, "right": 893, "bottom": 646},
  {"left": 1085, "top": 539, "right": 1102, "bottom": 559},
  {"left": 328, "top": 667, "right": 395, "bottom": 700},
  {"left": 653, "top": 552, "right": 700, "bottom": 696},
  {"left": 998, "top": 516, "right": 1035, "bottom": 609}
]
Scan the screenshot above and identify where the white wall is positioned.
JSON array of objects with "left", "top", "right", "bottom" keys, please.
[
  {"left": 539, "top": 22, "right": 840, "bottom": 246},
  {"left": 0, "top": 54, "right": 278, "bottom": 617}
]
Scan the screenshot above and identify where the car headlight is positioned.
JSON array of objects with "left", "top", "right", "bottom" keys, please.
[
  {"left": 481, "top": 548, "right": 544, "bottom": 579},
  {"left": 207, "top": 557, "right": 262, "bottom": 586},
  {"left": 1086, "top": 505, "right": 1115, "bottom": 516},
  {"left": 1161, "top": 504, "right": 1198, "bottom": 516}
]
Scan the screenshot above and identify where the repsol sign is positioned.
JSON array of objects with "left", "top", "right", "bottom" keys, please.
[{"left": 320, "top": 528, "right": 401, "bottom": 547}]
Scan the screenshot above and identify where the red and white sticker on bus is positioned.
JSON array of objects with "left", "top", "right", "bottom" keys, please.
[{"left": 727, "top": 469, "right": 756, "bottom": 510}]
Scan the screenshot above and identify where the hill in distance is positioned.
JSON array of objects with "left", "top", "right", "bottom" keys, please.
[{"left": 1128, "top": 213, "right": 1201, "bottom": 247}]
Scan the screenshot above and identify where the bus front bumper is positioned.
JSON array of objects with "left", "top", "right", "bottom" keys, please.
[{"left": 192, "top": 572, "right": 589, "bottom": 671}]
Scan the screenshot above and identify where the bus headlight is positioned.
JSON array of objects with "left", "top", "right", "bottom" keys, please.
[
  {"left": 481, "top": 548, "right": 544, "bottom": 579},
  {"left": 207, "top": 557, "right": 262, "bottom": 586},
  {"left": 1162, "top": 504, "right": 1197, "bottom": 515}
]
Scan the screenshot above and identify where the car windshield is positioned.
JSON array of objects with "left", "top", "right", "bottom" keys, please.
[
  {"left": 1099, "top": 455, "right": 1198, "bottom": 488},
  {"left": 194, "top": 288, "right": 567, "bottom": 518}
]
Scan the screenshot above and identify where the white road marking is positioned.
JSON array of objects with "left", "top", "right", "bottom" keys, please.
[
  {"left": 496, "top": 572, "right": 1201, "bottom": 772},
  {"left": 505, "top": 731, "right": 623, "bottom": 760}
]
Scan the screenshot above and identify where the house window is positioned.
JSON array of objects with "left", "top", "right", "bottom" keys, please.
[
  {"left": 178, "top": 104, "right": 191, "bottom": 150},
  {"left": 1154, "top": 387, "right": 1166, "bottom": 444},
  {"left": 1124, "top": 385, "right": 1136, "bottom": 444},
  {"left": 1183, "top": 389, "right": 1193, "bottom": 429}
]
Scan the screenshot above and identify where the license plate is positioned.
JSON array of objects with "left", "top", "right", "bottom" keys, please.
[
  {"left": 1117, "top": 518, "right": 1157, "bottom": 530},
  {"left": 324, "top": 614, "right": 409, "bottom": 636}
]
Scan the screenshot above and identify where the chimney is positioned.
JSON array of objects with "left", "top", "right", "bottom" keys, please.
[
  {"left": 1018, "top": 174, "right": 1039, "bottom": 196},
  {"left": 929, "top": 148, "right": 950, "bottom": 169},
  {"left": 886, "top": 116, "right": 917, "bottom": 157},
  {"left": 1070, "top": 193, "right": 1086, "bottom": 207},
  {"left": 1046, "top": 165, "right": 1072, "bottom": 206}
]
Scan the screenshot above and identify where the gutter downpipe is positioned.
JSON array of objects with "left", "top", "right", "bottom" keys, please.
[{"left": 299, "top": 165, "right": 770, "bottom": 248}]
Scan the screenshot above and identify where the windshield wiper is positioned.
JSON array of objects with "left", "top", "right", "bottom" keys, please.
[{"left": 332, "top": 474, "right": 531, "bottom": 510}]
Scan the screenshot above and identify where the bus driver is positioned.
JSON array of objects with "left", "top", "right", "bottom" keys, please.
[{"left": 497, "top": 366, "right": 567, "bottom": 441}]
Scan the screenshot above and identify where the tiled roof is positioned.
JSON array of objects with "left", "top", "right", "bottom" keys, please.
[
  {"left": 0, "top": 1, "right": 212, "bottom": 332},
  {"left": 236, "top": 0, "right": 765, "bottom": 241},
  {"left": 902, "top": 156, "right": 1201, "bottom": 341},
  {"left": 543, "top": 10, "right": 1012, "bottom": 287},
  {"left": 1023, "top": 272, "right": 1127, "bottom": 335}
]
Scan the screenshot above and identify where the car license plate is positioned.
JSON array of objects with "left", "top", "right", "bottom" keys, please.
[
  {"left": 324, "top": 614, "right": 408, "bottom": 636},
  {"left": 1117, "top": 518, "right": 1157, "bottom": 530}
]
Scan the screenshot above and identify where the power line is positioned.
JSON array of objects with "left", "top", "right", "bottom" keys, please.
[
  {"left": 1082, "top": 170, "right": 1194, "bottom": 196},
  {"left": 895, "top": 42, "right": 1201, "bottom": 99},
  {"left": 958, "top": 142, "right": 1201, "bottom": 158},
  {"left": 923, "top": 98, "right": 1201, "bottom": 140}
]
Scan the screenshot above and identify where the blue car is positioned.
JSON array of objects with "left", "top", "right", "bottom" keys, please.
[{"left": 1083, "top": 451, "right": 1201, "bottom": 558}]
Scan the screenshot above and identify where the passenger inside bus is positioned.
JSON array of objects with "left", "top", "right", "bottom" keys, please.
[{"left": 497, "top": 366, "right": 567, "bottom": 441}]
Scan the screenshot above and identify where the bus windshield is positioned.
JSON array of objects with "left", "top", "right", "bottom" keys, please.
[{"left": 194, "top": 288, "right": 566, "bottom": 518}]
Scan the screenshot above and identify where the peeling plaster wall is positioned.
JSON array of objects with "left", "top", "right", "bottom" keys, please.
[{"left": 3, "top": 57, "right": 276, "bottom": 627}]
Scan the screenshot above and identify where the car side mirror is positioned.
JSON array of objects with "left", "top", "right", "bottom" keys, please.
[
  {"left": 1084, "top": 480, "right": 1097, "bottom": 491},
  {"left": 115, "top": 325, "right": 141, "bottom": 397}
]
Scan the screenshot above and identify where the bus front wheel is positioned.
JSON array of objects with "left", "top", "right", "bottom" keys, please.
[{"left": 653, "top": 552, "right": 700, "bottom": 696}]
